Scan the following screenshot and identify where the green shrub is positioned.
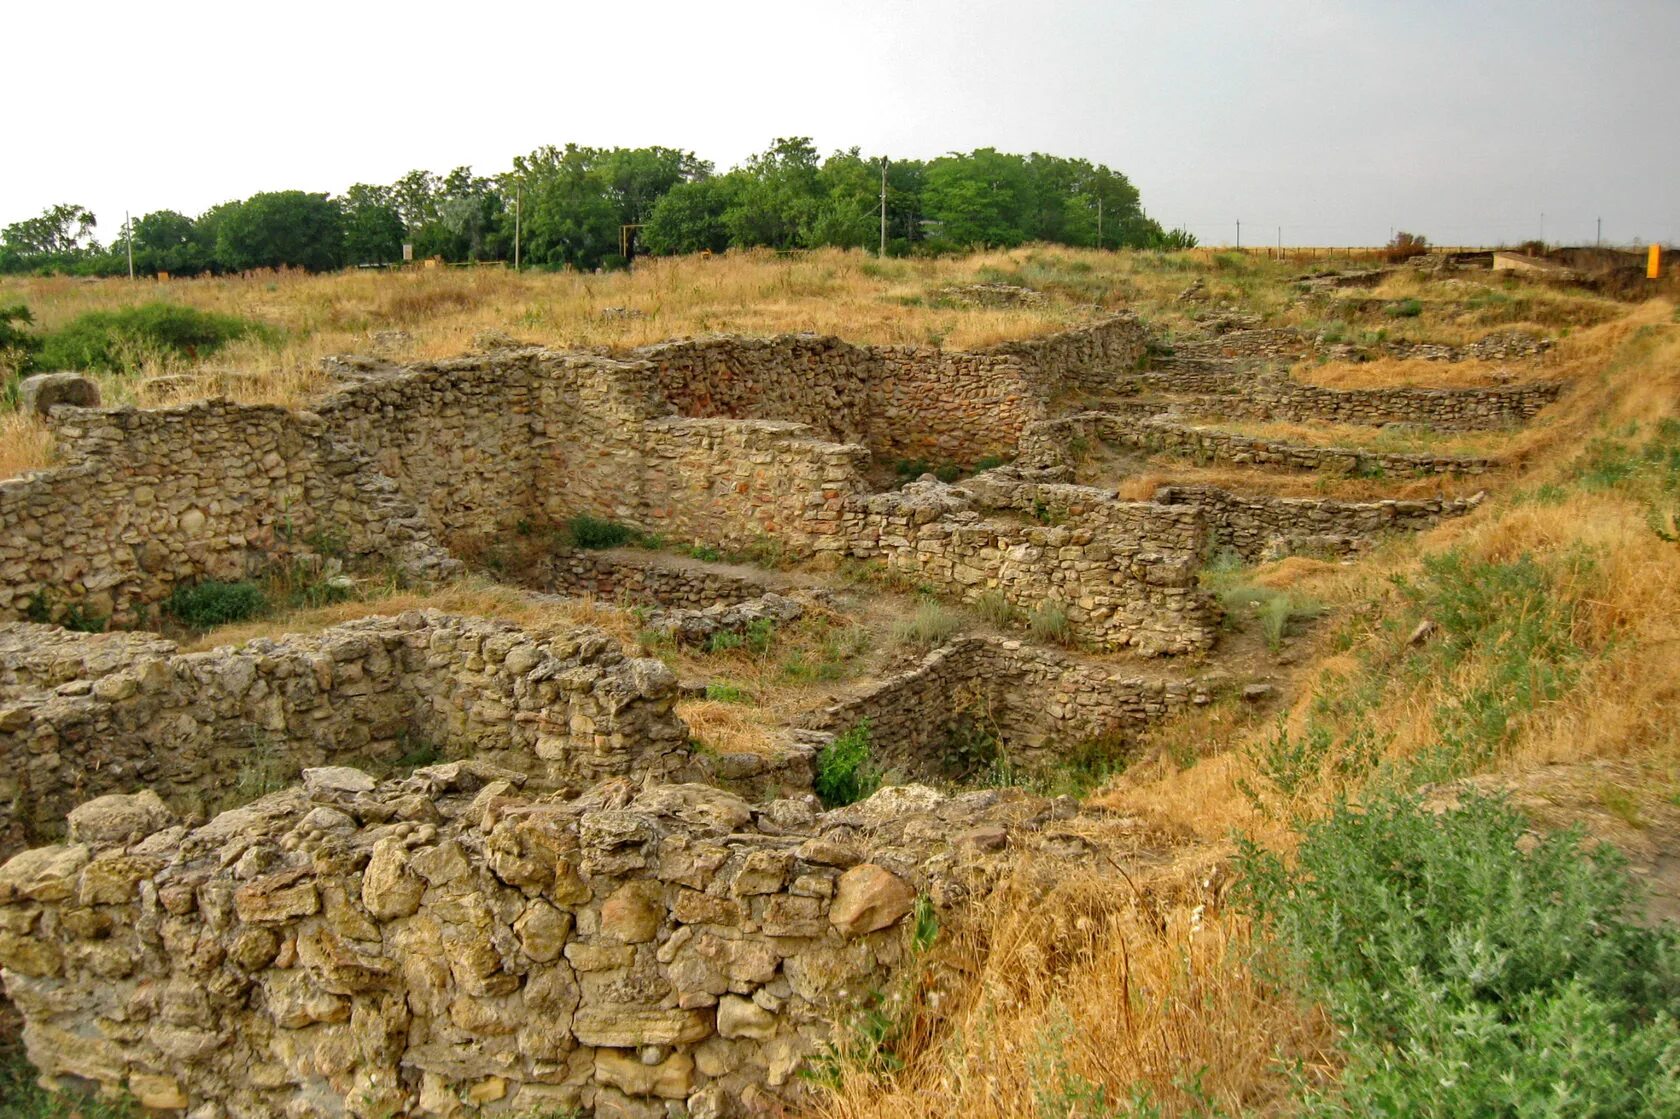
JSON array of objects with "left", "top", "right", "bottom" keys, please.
[
  {"left": 705, "top": 682, "right": 752, "bottom": 704},
  {"left": 1384, "top": 297, "right": 1423, "bottom": 318},
  {"left": 167, "top": 579, "right": 267, "bottom": 628},
  {"left": 814, "top": 720, "right": 880, "bottom": 808},
  {"left": 36, "top": 303, "right": 262, "bottom": 374},
  {"left": 891, "top": 599, "right": 963, "bottom": 648},
  {"left": 972, "top": 589, "right": 1020, "bottom": 628},
  {"left": 565, "top": 514, "right": 635, "bottom": 549},
  {"left": 939, "top": 711, "right": 1000, "bottom": 781},
  {"left": 1236, "top": 792, "right": 1680, "bottom": 1117},
  {"left": 1028, "top": 600, "right": 1071, "bottom": 645}
]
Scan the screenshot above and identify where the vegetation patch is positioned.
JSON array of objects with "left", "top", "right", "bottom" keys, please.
[
  {"left": 35, "top": 303, "right": 264, "bottom": 375},
  {"left": 1237, "top": 792, "right": 1680, "bottom": 1116},
  {"left": 166, "top": 579, "right": 268, "bottom": 629},
  {"left": 814, "top": 720, "right": 880, "bottom": 808}
]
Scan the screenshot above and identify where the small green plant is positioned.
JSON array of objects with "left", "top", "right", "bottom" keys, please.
[
  {"left": 23, "top": 589, "right": 50, "bottom": 624},
  {"left": 814, "top": 719, "right": 880, "bottom": 808},
  {"left": 973, "top": 454, "right": 1008, "bottom": 471},
  {"left": 0, "top": 1041, "right": 141, "bottom": 1119},
  {"left": 971, "top": 589, "right": 1021, "bottom": 628},
  {"left": 940, "top": 709, "right": 1001, "bottom": 781},
  {"left": 890, "top": 599, "right": 963, "bottom": 648},
  {"left": 1384, "top": 297, "right": 1423, "bottom": 318},
  {"left": 705, "top": 682, "right": 753, "bottom": 704},
  {"left": 687, "top": 543, "right": 723, "bottom": 562},
  {"left": 167, "top": 579, "right": 267, "bottom": 629},
  {"left": 1028, "top": 600, "right": 1072, "bottom": 645},
  {"left": 707, "top": 630, "right": 743, "bottom": 654},
  {"left": 565, "top": 514, "right": 635, "bottom": 549}
]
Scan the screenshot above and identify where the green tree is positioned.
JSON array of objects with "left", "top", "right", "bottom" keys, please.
[
  {"left": 922, "top": 149, "right": 1032, "bottom": 249},
  {"left": 130, "top": 210, "right": 209, "bottom": 275},
  {"left": 214, "top": 191, "right": 345, "bottom": 272},
  {"left": 0, "top": 203, "right": 99, "bottom": 272},
  {"left": 807, "top": 149, "right": 881, "bottom": 250},
  {"left": 722, "top": 137, "right": 823, "bottom": 249},
  {"left": 643, "top": 178, "right": 733, "bottom": 255},
  {"left": 341, "top": 184, "right": 405, "bottom": 265}
]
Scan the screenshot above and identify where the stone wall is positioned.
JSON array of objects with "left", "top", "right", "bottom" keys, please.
[
  {"left": 1152, "top": 484, "right": 1485, "bottom": 562},
  {"left": 835, "top": 479, "right": 1216, "bottom": 656},
  {"left": 544, "top": 552, "right": 775, "bottom": 611},
  {"left": 1019, "top": 412, "right": 1493, "bottom": 477},
  {"left": 0, "top": 773, "right": 1082, "bottom": 1118},
  {"left": 0, "top": 400, "right": 457, "bottom": 628},
  {"left": 636, "top": 316, "right": 1148, "bottom": 467},
  {"left": 0, "top": 613, "right": 688, "bottom": 856},
  {"left": 808, "top": 636, "right": 1212, "bottom": 778},
  {"left": 1126, "top": 370, "right": 1561, "bottom": 431},
  {"left": 638, "top": 420, "right": 871, "bottom": 553}
]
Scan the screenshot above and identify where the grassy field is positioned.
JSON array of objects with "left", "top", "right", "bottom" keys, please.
[
  {"left": 4, "top": 248, "right": 1677, "bottom": 1117},
  {"left": 812, "top": 300, "right": 1680, "bottom": 1118},
  {"left": 0, "top": 245, "right": 1629, "bottom": 480}
]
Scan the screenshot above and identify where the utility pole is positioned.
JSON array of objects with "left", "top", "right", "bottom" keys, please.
[
  {"left": 1096, "top": 196, "right": 1104, "bottom": 249},
  {"left": 1539, "top": 212, "right": 1545, "bottom": 245},
  {"left": 1277, "top": 226, "right": 1282, "bottom": 253},
  {"left": 1235, "top": 219, "right": 1241, "bottom": 249},
  {"left": 879, "top": 157, "right": 888, "bottom": 259},
  {"left": 124, "top": 211, "right": 134, "bottom": 280},
  {"left": 1597, "top": 217, "right": 1602, "bottom": 247},
  {"left": 513, "top": 188, "right": 521, "bottom": 272}
]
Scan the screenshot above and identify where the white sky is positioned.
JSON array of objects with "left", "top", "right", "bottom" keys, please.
[{"left": 8, "top": 0, "right": 1678, "bottom": 247}]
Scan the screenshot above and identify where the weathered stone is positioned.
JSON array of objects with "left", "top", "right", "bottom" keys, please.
[
  {"left": 66, "top": 790, "right": 176, "bottom": 850},
  {"left": 600, "top": 883, "right": 663, "bottom": 943},
  {"left": 595, "top": 1049, "right": 695, "bottom": 1099},
  {"left": 829, "top": 864, "right": 916, "bottom": 939},
  {"left": 362, "top": 836, "right": 425, "bottom": 919},
  {"left": 18, "top": 372, "right": 100, "bottom": 416},
  {"left": 716, "top": 994, "right": 778, "bottom": 1041},
  {"left": 572, "top": 1007, "right": 714, "bottom": 1048}
]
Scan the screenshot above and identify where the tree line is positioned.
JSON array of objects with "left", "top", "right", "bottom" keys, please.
[{"left": 0, "top": 138, "right": 1196, "bottom": 277}]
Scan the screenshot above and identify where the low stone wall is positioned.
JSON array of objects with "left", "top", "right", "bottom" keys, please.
[
  {"left": 0, "top": 613, "right": 687, "bottom": 856},
  {"left": 1020, "top": 412, "right": 1492, "bottom": 477},
  {"left": 1153, "top": 484, "right": 1485, "bottom": 562},
  {"left": 544, "top": 551, "right": 775, "bottom": 611},
  {"left": 0, "top": 773, "right": 1088, "bottom": 1118},
  {"left": 1225, "top": 377, "right": 1560, "bottom": 430},
  {"left": 0, "top": 400, "right": 457, "bottom": 628},
  {"left": 637, "top": 315, "right": 1148, "bottom": 467},
  {"left": 639, "top": 419, "right": 871, "bottom": 553},
  {"left": 809, "top": 636, "right": 1212, "bottom": 778},
  {"left": 835, "top": 479, "right": 1216, "bottom": 656}
]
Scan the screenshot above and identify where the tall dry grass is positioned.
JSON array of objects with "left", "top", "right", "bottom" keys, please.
[{"left": 809, "top": 304, "right": 1680, "bottom": 1118}]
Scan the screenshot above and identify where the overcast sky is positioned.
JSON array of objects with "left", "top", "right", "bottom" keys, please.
[{"left": 9, "top": 0, "right": 1677, "bottom": 247}]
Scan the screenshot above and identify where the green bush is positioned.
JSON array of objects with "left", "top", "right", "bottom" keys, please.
[
  {"left": 167, "top": 579, "right": 267, "bottom": 628},
  {"left": 1384, "top": 297, "right": 1423, "bottom": 318},
  {"left": 705, "top": 682, "right": 752, "bottom": 704},
  {"left": 1028, "top": 600, "right": 1071, "bottom": 645},
  {"left": 814, "top": 720, "right": 880, "bottom": 808},
  {"left": 891, "top": 599, "right": 963, "bottom": 648},
  {"left": 36, "top": 303, "right": 262, "bottom": 374},
  {"left": 565, "top": 514, "right": 635, "bottom": 549},
  {"left": 1237, "top": 792, "right": 1680, "bottom": 1117}
]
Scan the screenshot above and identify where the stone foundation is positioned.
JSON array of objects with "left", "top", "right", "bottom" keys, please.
[
  {"left": 1020, "top": 412, "right": 1492, "bottom": 477},
  {"left": 0, "top": 613, "right": 687, "bottom": 856},
  {"left": 1152, "top": 484, "right": 1485, "bottom": 562},
  {"left": 808, "top": 636, "right": 1215, "bottom": 779},
  {"left": 0, "top": 774, "right": 1112, "bottom": 1118}
]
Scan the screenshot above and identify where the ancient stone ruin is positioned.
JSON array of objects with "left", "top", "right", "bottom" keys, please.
[{"left": 0, "top": 307, "right": 1565, "bottom": 1117}]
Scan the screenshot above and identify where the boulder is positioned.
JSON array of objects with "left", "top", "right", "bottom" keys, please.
[
  {"left": 66, "top": 790, "right": 176, "bottom": 850},
  {"left": 829, "top": 863, "right": 916, "bottom": 939},
  {"left": 18, "top": 372, "right": 100, "bottom": 416}
]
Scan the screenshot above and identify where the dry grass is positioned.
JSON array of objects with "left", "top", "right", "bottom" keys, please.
[
  {"left": 810, "top": 303, "right": 1680, "bottom": 1118},
  {"left": 1109, "top": 463, "right": 1486, "bottom": 502},
  {"left": 174, "top": 576, "right": 640, "bottom": 653},
  {"left": 1293, "top": 355, "right": 1541, "bottom": 390},
  {"left": 811, "top": 866, "right": 1330, "bottom": 1119},
  {"left": 1195, "top": 416, "right": 1516, "bottom": 459}
]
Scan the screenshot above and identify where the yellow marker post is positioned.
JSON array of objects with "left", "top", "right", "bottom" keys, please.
[{"left": 1650, "top": 244, "right": 1662, "bottom": 279}]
